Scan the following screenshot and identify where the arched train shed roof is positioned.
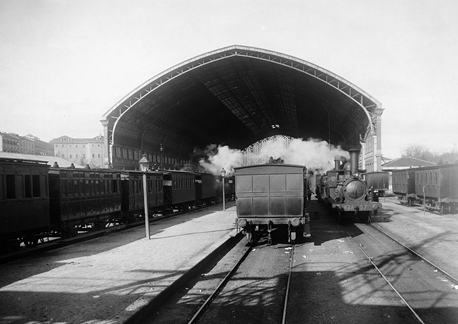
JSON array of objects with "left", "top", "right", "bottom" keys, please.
[{"left": 101, "top": 45, "right": 382, "bottom": 163}]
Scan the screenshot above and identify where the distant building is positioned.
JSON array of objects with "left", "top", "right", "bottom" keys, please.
[
  {"left": 25, "top": 134, "right": 54, "bottom": 156},
  {"left": 51, "top": 135, "right": 105, "bottom": 168},
  {"left": 0, "top": 132, "right": 54, "bottom": 155},
  {"left": 0, "top": 132, "right": 35, "bottom": 154}
]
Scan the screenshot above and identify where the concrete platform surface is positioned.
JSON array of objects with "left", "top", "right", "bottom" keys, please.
[{"left": 0, "top": 203, "right": 238, "bottom": 324}]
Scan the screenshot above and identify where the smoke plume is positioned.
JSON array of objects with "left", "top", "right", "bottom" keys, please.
[{"left": 198, "top": 137, "right": 350, "bottom": 175}]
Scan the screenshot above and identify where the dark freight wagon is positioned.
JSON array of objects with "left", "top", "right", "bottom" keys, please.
[
  {"left": 392, "top": 169, "right": 417, "bottom": 206},
  {"left": 234, "top": 164, "right": 310, "bottom": 244},
  {"left": 365, "top": 171, "right": 389, "bottom": 199}
]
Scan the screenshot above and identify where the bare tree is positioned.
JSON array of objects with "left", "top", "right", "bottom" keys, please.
[{"left": 401, "top": 145, "right": 437, "bottom": 162}]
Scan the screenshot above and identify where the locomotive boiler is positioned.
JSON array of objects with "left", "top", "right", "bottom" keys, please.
[{"left": 325, "top": 149, "right": 382, "bottom": 223}]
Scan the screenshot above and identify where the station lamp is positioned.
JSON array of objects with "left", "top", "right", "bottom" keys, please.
[
  {"left": 221, "top": 168, "right": 226, "bottom": 211},
  {"left": 139, "top": 154, "right": 150, "bottom": 239}
]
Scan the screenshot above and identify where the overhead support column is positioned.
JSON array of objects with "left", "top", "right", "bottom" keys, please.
[
  {"left": 360, "top": 139, "right": 366, "bottom": 170},
  {"left": 375, "top": 108, "right": 384, "bottom": 171},
  {"left": 100, "top": 119, "right": 110, "bottom": 168}
]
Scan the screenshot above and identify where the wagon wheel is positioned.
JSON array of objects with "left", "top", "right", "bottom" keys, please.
[
  {"left": 245, "top": 223, "right": 254, "bottom": 244},
  {"left": 288, "top": 223, "right": 295, "bottom": 244},
  {"left": 23, "top": 235, "right": 38, "bottom": 248},
  {"left": 267, "top": 222, "right": 273, "bottom": 245},
  {"left": 246, "top": 232, "right": 253, "bottom": 244}
]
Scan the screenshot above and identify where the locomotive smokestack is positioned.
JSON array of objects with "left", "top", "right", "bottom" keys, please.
[
  {"left": 334, "top": 158, "right": 341, "bottom": 170},
  {"left": 349, "top": 149, "right": 360, "bottom": 174}
]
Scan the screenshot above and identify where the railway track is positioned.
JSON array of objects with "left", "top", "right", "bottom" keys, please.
[
  {"left": 370, "top": 222, "right": 458, "bottom": 284},
  {"left": 188, "top": 241, "right": 297, "bottom": 324},
  {"left": 145, "top": 230, "right": 299, "bottom": 324},
  {"left": 342, "top": 222, "right": 458, "bottom": 324}
]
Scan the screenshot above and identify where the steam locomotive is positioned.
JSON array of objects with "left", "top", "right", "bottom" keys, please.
[{"left": 324, "top": 149, "right": 384, "bottom": 223}]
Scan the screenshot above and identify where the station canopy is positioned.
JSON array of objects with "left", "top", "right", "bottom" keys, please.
[{"left": 102, "top": 45, "right": 382, "bottom": 163}]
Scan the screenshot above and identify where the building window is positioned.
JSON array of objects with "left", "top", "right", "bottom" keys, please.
[{"left": 69, "top": 154, "right": 72, "bottom": 158}]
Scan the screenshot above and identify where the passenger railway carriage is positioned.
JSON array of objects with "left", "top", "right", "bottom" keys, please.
[
  {"left": 0, "top": 157, "right": 50, "bottom": 250},
  {"left": 392, "top": 164, "right": 458, "bottom": 213},
  {"left": 414, "top": 164, "right": 458, "bottom": 213},
  {"left": 120, "top": 170, "right": 164, "bottom": 223},
  {"left": 0, "top": 155, "right": 231, "bottom": 252},
  {"left": 49, "top": 167, "right": 122, "bottom": 235},
  {"left": 234, "top": 164, "right": 310, "bottom": 244}
]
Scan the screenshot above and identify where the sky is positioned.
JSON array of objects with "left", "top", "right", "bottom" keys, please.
[{"left": 1, "top": 0, "right": 457, "bottom": 159}]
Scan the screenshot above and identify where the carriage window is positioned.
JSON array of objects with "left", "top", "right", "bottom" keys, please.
[
  {"left": 25, "top": 175, "right": 32, "bottom": 198},
  {"left": 61, "top": 180, "right": 67, "bottom": 197},
  {"left": 73, "top": 180, "right": 79, "bottom": 196},
  {"left": 6, "top": 175, "right": 15, "bottom": 199},
  {"left": 33, "top": 175, "right": 41, "bottom": 197},
  {"left": 16, "top": 175, "right": 23, "bottom": 199},
  {"left": 67, "top": 180, "right": 74, "bottom": 195},
  {"left": 100, "top": 180, "right": 105, "bottom": 194},
  {"left": 43, "top": 175, "right": 48, "bottom": 197},
  {"left": 112, "top": 179, "right": 118, "bottom": 194}
]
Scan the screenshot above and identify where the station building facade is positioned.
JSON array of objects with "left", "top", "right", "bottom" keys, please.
[{"left": 51, "top": 135, "right": 105, "bottom": 168}]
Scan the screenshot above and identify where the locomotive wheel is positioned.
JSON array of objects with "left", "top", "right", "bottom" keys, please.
[
  {"left": 366, "top": 212, "right": 372, "bottom": 224},
  {"left": 337, "top": 210, "right": 343, "bottom": 224}
]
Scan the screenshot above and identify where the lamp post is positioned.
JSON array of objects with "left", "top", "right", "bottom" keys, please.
[
  {"left": 160, "top": 143, "right": 164, "bottom": 170},
  {"left": 221, "top": 168, "right": 226, "bottom": 211},
  {"left": 139, "top": 154, "right": 150, "bottom": 239}
]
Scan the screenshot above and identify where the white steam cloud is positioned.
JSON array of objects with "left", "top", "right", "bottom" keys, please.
[
  {"left": 199, "top": 137, "right": 350, "bottom": 175},
  {"left": 199, "top": 145, "right": 243, "bottom": 175}
]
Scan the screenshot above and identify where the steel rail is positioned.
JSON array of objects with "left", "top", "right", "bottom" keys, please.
[
  {"left": 187, "top": 242, "right": 254, "bottom": 324},
  {"left": 282, "top": 244, "right": 295, "bottom": 324},
  {"left": 341, "top": 226, "right": 426, "bottom": 324},
  {"left": 370, "top": 223, "right": 458, "bottom": 284}
]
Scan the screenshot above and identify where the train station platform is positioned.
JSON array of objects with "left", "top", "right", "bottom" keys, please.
[
  {"left": 1, "top": 197, "right": 458, "bottom": 324},
  {"left": 0, "top": 202, "right": 238, "bottom": 324}
]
